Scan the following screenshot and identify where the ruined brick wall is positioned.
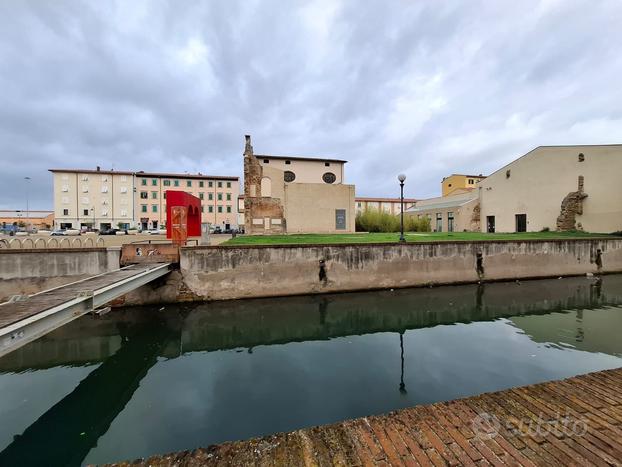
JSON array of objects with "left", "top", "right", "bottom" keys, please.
[
  {"left": 243, "top": 135, "right": 285, "bottom": 234},
  {"left": 470, "top": 202, "right": 481, "bottom": 231},
  {"left": 556, "top": 176, "right": 588, "bottom": 231}
]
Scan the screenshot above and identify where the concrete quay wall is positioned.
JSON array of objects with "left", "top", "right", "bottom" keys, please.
[
  {"left": 178, "top": 239, "right": 622, "bottom": 301},
  {"left": 0, "top": 248, "right": 120, "bottom": 301}
]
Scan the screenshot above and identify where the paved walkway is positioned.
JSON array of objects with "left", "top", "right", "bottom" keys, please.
[{"left": 107, "top": 367, "right": 622, "bottom": 466}]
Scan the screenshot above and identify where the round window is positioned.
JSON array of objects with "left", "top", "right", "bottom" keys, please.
[
  {"left": 322, "top": 172, "right": 336, "bottom": 184},
  {"left": 284, "top": 171, "right": 296, "bottom": 183}
]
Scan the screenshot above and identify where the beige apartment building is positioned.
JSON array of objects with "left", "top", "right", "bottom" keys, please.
[
  {"left": 479, "top": 145, "right": 622, "bottom": 233},
  {"left": 355, "top": 197, "right": 417, "bottom": 215},
  {"left": 50, "top": 168, "right": 239, "bottom": 230},
  {"left": 243, "top": 135, "right": 355, "bottom": 234}
]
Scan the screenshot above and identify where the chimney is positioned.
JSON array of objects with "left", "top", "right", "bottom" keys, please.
[{"left": 96, "top": 166, "right": 101, "bottom": 171}]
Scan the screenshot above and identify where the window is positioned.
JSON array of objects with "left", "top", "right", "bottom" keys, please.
[
  {"left": 226, "top": 193, "right": 231, "bottom": 201},
  {"left": 120, "top": 187, "right": 128, "bottom": 193},
  {"left": 208, "top": 206, "right": 213, "bottom": 213},
  {"left": 325, "top": 162, "right": 330, "bottom": 167},
  {"left": 101, "top": 186, "right": 108, "bottom": 193},
  {"left": 506, "top": 169, "right": 511, "bottom": 179},
  {"left": 141, "top": 178, "right": 147, "bottom": 186},
  {"left": 187, "top": 180, "right": 192, "bottom": 187},
  {"left": 285, "top": 160, "right": 291, "bottom": 165},
  {"left": 61, "top": 185, "right": 69, "bottom": 192},
  {"left": 199, "top": 181, "right": 204, "bottom": 188},
  {"left": 163, "top": 179, "right": 171, "bottom": 186},
  {"left": 82, "top": 185, "right": 89, "bottom": 193},
  {"left": 101, "top": 175, "right": 108, "bottom": 182},
  {"left": 226, "top": 206, "right": 232, "bottom": 213},
  {"left": 217, "top": 193, "right": 223, "bottom": 201},
  {"left": 152, "top": 179, "right": 158, "bottom": 186},
  {"left": 218, "top": 181, "right": 223, "bottom": 188},
  {"left": 82, "top": 175, "right": 89, "bottom": 181},
  {"left": 322, "top": 172, "right": 336, "bottom": 184},
  {"left": 447, "top": 212, "right": 454, "bottom": 232},
  {"left": 151, "top": 192, "right": 157, "bottom": 199},
  {"left": 152, "top": 205, "right": 158, "bottom": 213},
  {"left": 578, "top": 153, "right": 585, "bottom": 162},
  {"left": 284, "top": 171, "right": 296, "bottom": 182},
  {"left": 141, "top": 205, "right": 147, "bottom": 213},
  {"left": 140, "top": 191, "right": 148, "bottom": 199},
  {"left": 121, "top": 175, "right": 127, "bottom": 182},
  {"left": 101, "top": 210, "right": 108, "bottom": 217},
  {"left": 468, "top": 179, "right": 474, "bottom": 184},
  {"left": 63, "top": 209, "right": 69, "bottom": 216},
  {"left": 174, "top": 180, "right": 179, "bottom": 187},
  {"left": 435, "top": 213, "right": 442, "bottom": 232},
  {"left": 208, "top": 193, "right": 213, "bottom": 200},
  {"left": 515, "top": 214, "right": 527, "bottom": 232},
  {"left": 263, "top": 159, "right": 269, "bottom": 163},
  {"left": 208, "top": 181, "right": 213, "bottom": 188},
  {"left": 218, "top": 206, "right": 223, "bottom": 213},
  {"left": 199, "top": 193, "right": 204, "bottom": 200},
  {"left": 120, "top": 209, "right": 128, "bottom": 217},
  {"left": 163, "top": 192, "right": 167, "bottom": 199},
  {"left": 226, "top": 181, "right": 231, "bottom": 188},
  {"left": 83, "top": 209, "right": 89, "bottom": 216}
]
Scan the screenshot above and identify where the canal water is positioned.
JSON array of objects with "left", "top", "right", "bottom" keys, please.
[{"left": 1, "top": 275, "right": 622, "bottom": 466}]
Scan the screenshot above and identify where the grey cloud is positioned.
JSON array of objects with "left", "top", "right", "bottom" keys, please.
[{"left": 1, "top": 0, "right": 622, "bottom": 210}]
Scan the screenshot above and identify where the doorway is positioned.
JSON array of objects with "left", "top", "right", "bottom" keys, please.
[
  {"left": 486, "top": 216, "right": 495, "bottom": 233},
  {"left": 515, "top": 214, "right": 527, "bottom": 232}
]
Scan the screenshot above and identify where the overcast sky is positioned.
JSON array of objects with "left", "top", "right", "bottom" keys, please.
[{"left": 1, "top": 0, "right": 621, "bottom": 210}]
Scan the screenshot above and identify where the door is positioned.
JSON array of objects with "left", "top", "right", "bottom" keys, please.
[
  {"left": 515, "top": 214, "right": 527, "bottom": 232},
  {"left": 486, "top": 216, "right": 495, "bottom": 233},
  {"left": 335, "top": 209, "right": 346, "bottom": 230},
  {"left": 264, "top": 217, "right": 270, "bottom": 231}
]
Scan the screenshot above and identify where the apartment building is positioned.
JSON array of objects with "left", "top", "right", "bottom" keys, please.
[{"left": 49, "top": 167, "right": 239, "bottom": 230}]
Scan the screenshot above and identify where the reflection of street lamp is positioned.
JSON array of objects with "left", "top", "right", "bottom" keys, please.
[
  {"left": 24, "top": 177, "right": 31, "bottom": 231},
  {"left": 91, "top": 207, "right": 95, "bottom": 230},
  {"left": 398, "top": 174, "right": 406, "bottom": 243},
  {"left": 399, "top": 331, "right": 407, "bottom": 394}
]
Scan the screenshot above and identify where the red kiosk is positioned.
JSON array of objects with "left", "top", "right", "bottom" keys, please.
[{"left": 165, "top": 190, "right": 201, "bottom": 245}]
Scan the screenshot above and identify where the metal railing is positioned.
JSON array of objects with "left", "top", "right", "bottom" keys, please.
[{"left": 0, "top": 236, "right": 105, "bottom": 249}]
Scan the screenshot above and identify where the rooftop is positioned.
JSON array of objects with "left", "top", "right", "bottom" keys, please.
[
  {"left": 48, "top": 168, "right": 238, "bottom": 181},
  {"left": 255, "top": 154, "right": 347, "bottom": 164}
]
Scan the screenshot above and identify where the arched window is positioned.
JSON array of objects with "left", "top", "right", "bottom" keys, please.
[{"left": 260, "top": 177, "right": 272, "bottom": 197}]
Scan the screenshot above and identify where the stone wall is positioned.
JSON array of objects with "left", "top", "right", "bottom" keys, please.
[{"left": 178, "top": 239, "right": 622, "bottom": 301}]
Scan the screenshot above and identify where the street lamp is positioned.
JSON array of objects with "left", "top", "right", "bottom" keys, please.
[
  {"left": 91, "top": 207, "right": 95, "bottom": 230},
  {"left": 398, "top": 174, "right": 406, "bottom": 243},
  {"left": 24, "top": 177, "right": 31, "bottom": 232}
]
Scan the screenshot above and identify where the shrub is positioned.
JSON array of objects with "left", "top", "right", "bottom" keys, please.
[{"left": 356, "top": 209, "right": 431, "bottom": 233}]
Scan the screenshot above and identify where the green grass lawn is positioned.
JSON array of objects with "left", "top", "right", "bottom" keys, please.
[{"left": 223, "top": 231, "right": 616, "bottom": 246}]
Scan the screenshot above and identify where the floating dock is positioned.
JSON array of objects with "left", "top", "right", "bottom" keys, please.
[{"left": 106, "top": 367, "right": 622, "bottom": 466}]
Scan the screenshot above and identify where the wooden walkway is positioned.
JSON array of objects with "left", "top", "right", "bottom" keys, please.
[{"left": 107, "top": 367, "right": 622, "bottom": 466}]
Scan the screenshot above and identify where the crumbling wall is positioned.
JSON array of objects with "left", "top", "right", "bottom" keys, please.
[
  {"left": 470, "top": 201, "right": 481, "bottom": 231},
  {"left": 243, "top": 135, "right": 286, "bottom": 234},
  {"left": 557, "top": 176, "right": 588, "bottom": 231}
]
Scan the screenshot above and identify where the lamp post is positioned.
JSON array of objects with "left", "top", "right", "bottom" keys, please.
[
  {"left": 91, "top": 207, "right": 95, "bottom": 231},
  {"left": 24, "top": 176, "right": 31, "bottom": 232},
  {"left": 398, "top": 174, "right": 406, "bottom": 243}
]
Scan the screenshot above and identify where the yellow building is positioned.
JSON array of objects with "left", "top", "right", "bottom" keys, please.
[{"left": 441, "top": 174, "right": 486, "bottom": 196}]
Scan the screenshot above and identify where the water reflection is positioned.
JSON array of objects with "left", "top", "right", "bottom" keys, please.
[{"left": 0, "top": 275, "right": 621, "bottom": 466}]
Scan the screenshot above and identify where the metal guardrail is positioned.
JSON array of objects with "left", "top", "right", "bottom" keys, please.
[{"left": 0, "top": 236, "right": 105, "bottom": 249}]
